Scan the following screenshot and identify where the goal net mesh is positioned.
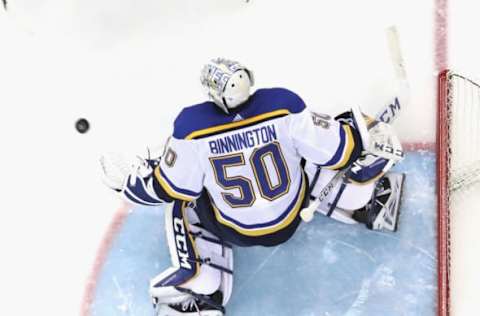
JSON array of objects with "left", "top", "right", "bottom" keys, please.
[
  {"left": 437, "top": 70, "right": 480, "bottom": 316},
  {"left": 448, "top": 74, "right": 480, "bottom": 192}
]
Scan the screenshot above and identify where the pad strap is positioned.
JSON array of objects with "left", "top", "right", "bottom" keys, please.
[{"left": 326, "top": 178, "right": 349, "bottom": 217}]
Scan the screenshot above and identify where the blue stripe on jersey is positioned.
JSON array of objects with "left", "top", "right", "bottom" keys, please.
[{"left": 173, "top": 88, "right": 306, "bottom": 139}]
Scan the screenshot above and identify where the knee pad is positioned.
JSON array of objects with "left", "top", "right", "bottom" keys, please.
[{"left": 150, "top": 201, "right": 234, "bottom": 306}]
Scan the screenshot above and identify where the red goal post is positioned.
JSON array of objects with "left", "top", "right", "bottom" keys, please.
[{"left": 437, "top": 69, "right": 450, "bottom": 316}]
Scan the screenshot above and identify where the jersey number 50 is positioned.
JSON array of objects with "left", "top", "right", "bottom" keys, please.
[{"left": 209, "top": 142, "right": 291, "bottom": 208}]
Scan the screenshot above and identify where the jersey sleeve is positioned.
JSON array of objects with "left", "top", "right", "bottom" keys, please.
[
  {"left": 289, "top": 109, "right": 362, "bottom": 170},
  {"left": 153, "top": 137, "right": 204, "bottom": 201}
]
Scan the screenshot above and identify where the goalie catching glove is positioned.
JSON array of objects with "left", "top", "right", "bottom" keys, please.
[{"left": 99, "top": 152, "right": 172, "bottom": 206}]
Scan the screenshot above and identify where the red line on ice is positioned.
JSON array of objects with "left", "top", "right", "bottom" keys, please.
[
  {"left": 435, "top": 0, "right": 448, "bottom": 71},
  {"left": 80, "top": 204, "right": 129, "bottom": 316},
  {"left": 403, "top": 142, "right": 435, "bottom": 152}
]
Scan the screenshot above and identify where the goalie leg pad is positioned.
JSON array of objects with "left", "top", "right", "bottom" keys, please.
[
  {"left": 150, "top": 201, "right": 233, "bottom": 307},
  {"left": 305, "top": 162, "right": 375, "bottom": 211}
]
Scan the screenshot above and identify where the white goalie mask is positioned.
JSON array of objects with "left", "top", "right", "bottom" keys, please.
[{"left": 200, "top": 58, "right": 254, "bottom": 113}]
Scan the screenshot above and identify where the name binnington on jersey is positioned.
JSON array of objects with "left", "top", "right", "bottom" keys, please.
[{"left": 209, "top": 124, "right": 277, "bottom": 155}]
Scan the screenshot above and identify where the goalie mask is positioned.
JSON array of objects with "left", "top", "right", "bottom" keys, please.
[{"left": 200, "top": 58, "right": 254, "bottom": 113}]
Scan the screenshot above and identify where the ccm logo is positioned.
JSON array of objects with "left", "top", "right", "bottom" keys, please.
[
  {"left": 173, "top": 217, "right": 192, "bottom": 270},
  {"left": 379, "top": 97, "right": 401, "bottom": 124}
]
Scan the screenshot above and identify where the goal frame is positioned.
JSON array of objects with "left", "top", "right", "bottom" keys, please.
[
  {"left": 437, "top": 69, "right": 450, "bottom": 316},
  {"left": 437, "top": 69, "right": 480, "bottom": 316}
]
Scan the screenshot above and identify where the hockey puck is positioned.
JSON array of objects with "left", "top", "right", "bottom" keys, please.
[{"left": 75, "top": 118, "right": 90, "bottom": 134}]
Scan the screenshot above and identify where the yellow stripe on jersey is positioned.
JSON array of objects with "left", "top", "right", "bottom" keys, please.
[
  {"left": 185, "top": 109, "right": 290, "bottom": 140},
  {"left": 154, "top": 167, "right": 196, "bottom": 202},
  {"left": 327, "top": 125, "right": 355, "bottom": 170},
  {"left": 211, "top": 172, "right": 307, "bottom": 236}
]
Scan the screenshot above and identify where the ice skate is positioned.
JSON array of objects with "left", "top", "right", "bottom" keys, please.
[
  {"left": 153, "top": 290, "right": 224, "bottom": 316},
  {"left": 353, "top": 173, "right": 405, "bottom": 231}
]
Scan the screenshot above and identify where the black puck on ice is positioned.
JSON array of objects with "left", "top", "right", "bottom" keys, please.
[{"left": 75, "top": 118, "right": 90, "bottom": 134}]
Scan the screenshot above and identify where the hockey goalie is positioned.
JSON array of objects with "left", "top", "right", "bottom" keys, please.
[{"left": 100, "top": 58, "right": 406, "bottom": 315}]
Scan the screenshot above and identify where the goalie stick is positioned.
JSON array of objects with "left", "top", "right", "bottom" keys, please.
[{"left": 300, "top": 26, "right": 409, "bottom": 223}]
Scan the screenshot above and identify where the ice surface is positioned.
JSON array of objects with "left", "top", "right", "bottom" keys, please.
[{"left": 91, "top": 151, "right": 437, "bottom": 316}]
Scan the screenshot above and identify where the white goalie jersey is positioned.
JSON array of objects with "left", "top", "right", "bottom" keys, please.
[{"left": 154, "top": 88, "right": 361, "bottom": 241}]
